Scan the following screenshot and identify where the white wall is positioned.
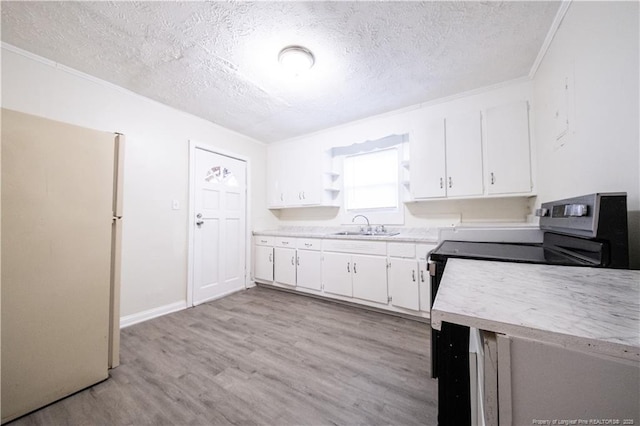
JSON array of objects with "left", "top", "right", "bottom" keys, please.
[
  {"left": 273, "top": 79, "right": 536, "bottom": 227},
  {"left": 532, "top": 1, "right": 640, "bottom": 268},
  {"left": 1, "top": 45, "right": 277, "bottom": 320}
]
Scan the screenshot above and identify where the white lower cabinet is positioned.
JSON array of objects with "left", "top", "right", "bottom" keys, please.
[
  {"left": 322, "top": 252, "right": 387, "bottom": 302},
  {"left": 388, "top": 242, "right": 436, "bottom": 312},
  {"left": 351, "top": 254, "right": 388, "bottom": 304},
  {"left": 296, "top": 249, "right": 322, "bottom": 291},
  {"left": 274, "top": 246, "right": 296, "bottom": 286},
  {"left": 254, "top": 244, "right": 274, "bottom": 282},
  {"left": 254, "top": 236, "right": 435, "bottom": 318},
  {"left": 322, "top": 252, "right": 353, "bottom": 297},
  {"left": 418, "top": 260, "right": 430, "bottom": 311},
  {"left": 417, "top": 243, "right": 437, "bottom": 311},
  {"left": 388, "top": 257, "right": 420, "bottom": 310},
  {"left": 273, "top": 237, "right": 297, "bottom": 286}
]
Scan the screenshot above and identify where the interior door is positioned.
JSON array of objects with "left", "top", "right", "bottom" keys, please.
[
  {"left": 193, "top": 148, "right": 247, "bottom": 305},
  {"left": 1, "top": 109, "right": 114, "bottom": 423}
]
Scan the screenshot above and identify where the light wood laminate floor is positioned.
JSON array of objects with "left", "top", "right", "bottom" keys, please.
[{"left": 10, "top": 286, "right": 437, "bottom": 425}]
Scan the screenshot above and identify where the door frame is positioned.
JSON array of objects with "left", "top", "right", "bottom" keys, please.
[{"left": 187, "top": 139, "right": 251, "bottom": 307}]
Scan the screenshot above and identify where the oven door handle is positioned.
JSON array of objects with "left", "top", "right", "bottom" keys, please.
[{"left": 428, "top": 261, "right": 437, "bottom": 276}]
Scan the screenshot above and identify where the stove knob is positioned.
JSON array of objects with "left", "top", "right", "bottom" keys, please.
[{"left": 535, "top": 208, "right": 549, "bottom": 217}]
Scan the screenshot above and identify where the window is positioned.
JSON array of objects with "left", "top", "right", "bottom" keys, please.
[{"left": 344, "top": 148, "right": 399, "bottom": 211}]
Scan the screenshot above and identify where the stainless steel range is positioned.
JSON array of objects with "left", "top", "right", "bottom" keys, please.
[{"left": 428, "top": 193, "right": 630, "bottom": 425}]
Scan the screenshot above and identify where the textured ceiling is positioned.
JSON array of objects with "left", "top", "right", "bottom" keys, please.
[{"left": 1, "top": 1, "right": 560, "bottom": 143}]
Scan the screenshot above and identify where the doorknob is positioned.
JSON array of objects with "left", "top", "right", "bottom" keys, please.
[{"left": 196, "top": 220, "right": 204, "bottom": 227}]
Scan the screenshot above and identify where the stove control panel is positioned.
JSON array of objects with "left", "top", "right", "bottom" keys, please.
[
  {"left": 539, "top": 192, "right": 627, "bottom": 238},
  {"left": 554, "top": 203, "right": 588, "bottom": 218}
]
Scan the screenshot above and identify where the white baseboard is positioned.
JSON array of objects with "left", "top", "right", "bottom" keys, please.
[
  {"left": 120, "top": 300, "right": 187, "bottom": 329},
  {"left": 192, "top": 287, "right": 245, "bottom": 306}
]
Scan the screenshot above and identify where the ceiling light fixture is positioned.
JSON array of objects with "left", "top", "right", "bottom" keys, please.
[{"left": 278, "top": 45, "right": 315, "bottom": 75}]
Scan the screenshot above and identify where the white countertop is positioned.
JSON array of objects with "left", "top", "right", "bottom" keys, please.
[
  {"left": 431, "top": 259, "right": 640, "bottom": 361},
  {"left": 253, "top": 226, "right": 440, "bottom": 243}
]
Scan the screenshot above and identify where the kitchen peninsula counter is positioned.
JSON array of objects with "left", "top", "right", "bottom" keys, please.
[{"left": 431, "top": 258, "right": 640, "bottom": 361}]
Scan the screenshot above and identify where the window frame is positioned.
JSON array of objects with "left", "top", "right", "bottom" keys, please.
[{"left": 339, "top": 145, "right": 405, "bottom": 226}]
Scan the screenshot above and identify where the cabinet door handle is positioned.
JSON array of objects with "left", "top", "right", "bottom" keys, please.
[
  {"left": 490, "top": 172, "right": 495, "bottom": 185},
  {"left": 302, "top": 191, "right": 305, "bottom": 199},
  {"left": 296, "top": 256, "right": 300, "bottom": 266},
  {"left": 347, "top": 262, "right": 350, "bottom": 273},
  {"left": 291, "top": 256, "right": 295, "bottom": 265},
  {"left": 282, "top": 241, "right": 289, "bottom": 245},
  {"left": 448, "top": 177, "right": 452, "bottom": 188},
  {"left": 420, "top": 270, "right": 425, "bottom": 282},
  {"left": 353, "top": 263, "right": 357, "bottom": 274},
  {"left": 412, "top": 270, "right": 416, "bottom": 282},
  {"left": 269, "top": 253, "right": 272, "bottom": 262},
  {"left": 440, "top": 177, "right": 443, "bottom": 189}
]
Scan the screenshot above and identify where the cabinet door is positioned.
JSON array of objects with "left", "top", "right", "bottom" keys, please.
[
  {"left": 254, "top": 246, "right": 273, "bottom": 282},
  {"left": 322, "top": 252, "right": 352, "bottom": 297},
  {"left": 266, "top": 145, "right": 286, "bottom": 207},
  {"left": 388, "top": 258, "right": 420, "bottom": 310},
  {"left": 418, "top": 260, "right": 431, "bottom": 312},
  {"left": 352, "top": 254, "right": 388, "bottom": 304},
  {"left": 294, "top": 142, "right": 323, "bottom": 206},
  {"left": 410, "top": 115, "right": 447, "bottom": 198},
  {"left": 297, "top": 249, "right": 322, "bottom": 291},
  {"left": 445, "top": 112, "right": 484, "bottom": 197},
  {"left": 274, "top": 247, "right": 296, "bottom": 286},
  {"left": 485, "top": 101, "right": 532, "bottom": 195}
]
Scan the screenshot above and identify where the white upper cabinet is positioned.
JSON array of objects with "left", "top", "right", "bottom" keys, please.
[
  {"left": 409, "top": 115, "right": 447, "bottom": 199},
  {"left": 267, "top": 144, "right": 287, "bottom": 208},
  {"left": 408, "top": 101, "right": 533, "bottom": 201},
  {"left": 445, "top": 111, "right": 484, "bottom": 197},
  {"left": 484, "top": 101, "right": 532, "bottom": 195},
  {"left": 266, "top": 141, "right": 338, "bottom": 209}
]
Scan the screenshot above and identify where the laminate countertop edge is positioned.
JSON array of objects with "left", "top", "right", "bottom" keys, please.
[{"left": 253, "top": 230, "right": 440, "bottom": 244}]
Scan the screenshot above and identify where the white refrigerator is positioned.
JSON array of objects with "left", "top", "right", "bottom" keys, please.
[{"left": 1, "top": 109, "right": 123, "bottom": 423}]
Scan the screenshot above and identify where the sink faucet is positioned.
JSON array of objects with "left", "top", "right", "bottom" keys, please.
[{"left": 352, "top": 214, "right": 371, "bottom": 232}]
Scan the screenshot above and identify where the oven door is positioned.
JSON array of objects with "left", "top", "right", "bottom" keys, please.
[
  {"left": 430, "top": 257, "right": 472, "bottom": 425},
  {"left": 429, "top": 259, "right": 444, "bottom": 378}
]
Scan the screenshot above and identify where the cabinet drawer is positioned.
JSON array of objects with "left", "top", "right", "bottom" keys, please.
[
  {"left": 275, "top": 237, "right": 296, "bottom": 247},
  {"left": 417, "top": 243, "right": 439, "bottom": 261},
  {"left": 297, "top": 238, "right": 321, "bottom": 251},
  {"left": 254, "top": 236, "right": 274, "bottom": 246},
  {"left": 322, "top": 239, "right": 386, "bottom": 256},
  {"left": 388, "top": 243, "right": 415, "bottom": 258}
]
